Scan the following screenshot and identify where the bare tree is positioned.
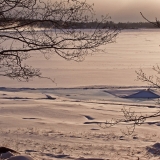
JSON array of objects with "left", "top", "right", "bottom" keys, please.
[
  {"left": 140, "top": 12, "right": 160, "bottom": 28},
  {"left": 99, "top": 107, "right": 160, "bottom": 135},
  {"left": 102, "top": 14, "right": 160, "bottom": 135},
  {"left": 136, "top": 13, "right": 160, "bottom": 87},
  {"left": 0, "top": 0, "right": 119, "bottom": 81}
]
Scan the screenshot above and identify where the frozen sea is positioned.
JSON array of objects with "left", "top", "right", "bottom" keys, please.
[
  {"left": 1, "top": 29, "right": 160, "bottom": 160},
  {"left": 1, "top": 29, "right": 160, "bottom": 88}
]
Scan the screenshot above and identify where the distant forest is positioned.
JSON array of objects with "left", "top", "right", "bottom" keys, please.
[
  {"left": 28, "top": 21, "right": 160, "bottom": 29},
  {"left": 1, "top": 18, "right": 158, "bottom": 29},
  {"left": 66, "top": 21, "right": 157, "bottom": 29},
  {"left": 31, "top": 21, "right": 158, "bottom": 29}
]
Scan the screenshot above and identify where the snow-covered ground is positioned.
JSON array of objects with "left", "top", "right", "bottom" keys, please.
[
  {"left": 1, "top": 29, "right": 160, "bottom": 159},
  {"left": 1, "top": 29, "right": 160, "bottom": 88}
]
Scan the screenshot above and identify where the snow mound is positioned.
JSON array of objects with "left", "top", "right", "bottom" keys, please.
[{"left": 124, "top": 89, "right": 160, "bottom": 98}]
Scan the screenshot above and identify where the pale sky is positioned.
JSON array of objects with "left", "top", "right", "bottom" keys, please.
[
  {"left": 51, "top": 0, "right": 160, "bottom": 22},
  {"left": 86, "top": 0, "right": 160, "bottom": 22}
]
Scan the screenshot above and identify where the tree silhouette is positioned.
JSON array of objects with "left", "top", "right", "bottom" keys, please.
[
  {"left": 0, "top": 0, "right": 119, "bottom": 81},
  {"left": 102, "top": 13, "right": 160, "bottom": 135}
]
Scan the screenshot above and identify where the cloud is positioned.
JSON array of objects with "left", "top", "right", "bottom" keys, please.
[
  {"left": 47, "top": 0, "right": 160, "bottom": 22},
  {"left": 112, "top": 0, "right": 160, "bottom": 22},
  {"left": 87, "top": 0, "right": 160, "bottom": 22}
]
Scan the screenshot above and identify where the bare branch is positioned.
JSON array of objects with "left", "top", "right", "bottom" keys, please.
[
  {"left": 100, "top": 107, "right": 160, "bottom": 135},
  {"left": 140, "top": 12, "right": 160, "bottom": 28},
  {"left": 0, "top": 0, "right": 119, "bottom": 81}
]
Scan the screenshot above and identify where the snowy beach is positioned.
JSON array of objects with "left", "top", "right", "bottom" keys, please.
[{"left": 1, "top": 29, "right": 160, "bottom": 159}]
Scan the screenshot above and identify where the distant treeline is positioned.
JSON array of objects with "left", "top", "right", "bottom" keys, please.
[
  {"left": 30, "top": 21, "right": 158, "bottom": 29},
  {"left": 69, "top": 21, "right": 157, "bottom": 29},
  {"left": 0, "top": 18, "right": 157, "bottom": 29},
  {"left": 115, "top": 22, "right": 155, "bottom": 29}
]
